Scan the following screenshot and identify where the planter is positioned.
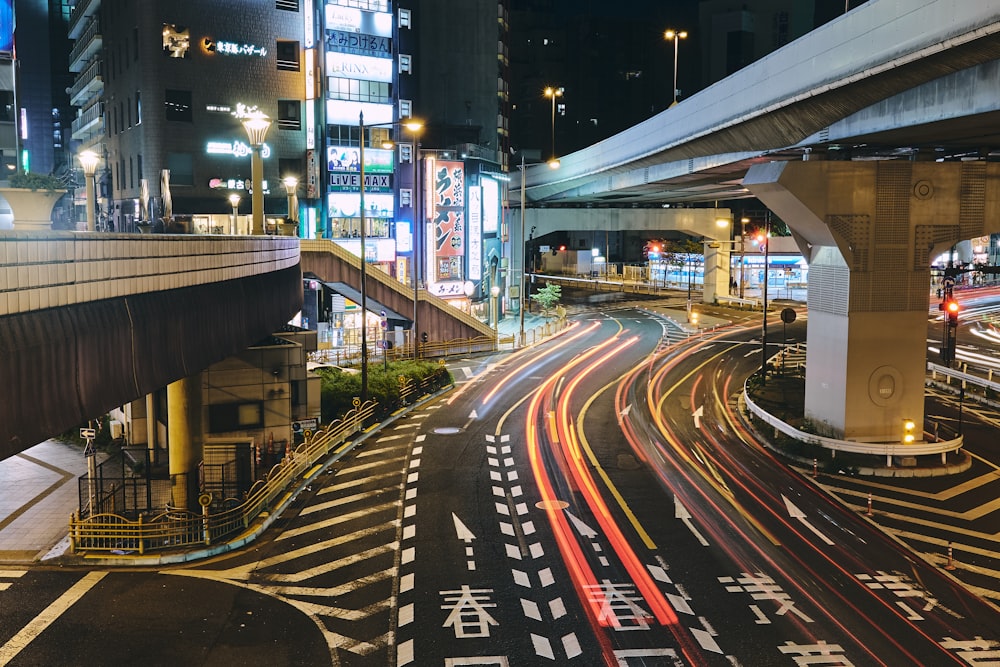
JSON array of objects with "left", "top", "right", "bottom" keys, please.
[
  {"left": 277, "top": 222, "right": 299, "bottom": 237},
  {"left": 0, "top": 187, "right": 67, "bottom": 231},
  {"left": 137, "top": 222, "right": 154, "bottom": 234}
]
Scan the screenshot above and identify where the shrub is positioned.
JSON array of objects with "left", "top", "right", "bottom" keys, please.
[{"left": 8, "top": 171, "right": 65, "bottom": 192}]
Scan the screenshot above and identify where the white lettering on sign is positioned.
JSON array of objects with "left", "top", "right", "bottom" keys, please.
[{"left": 329, "top": 173, "right": 392, "bottom": 189}]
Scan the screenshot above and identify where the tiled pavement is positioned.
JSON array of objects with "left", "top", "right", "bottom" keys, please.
[{"left": 0, "top": 439, "right": 105, "bottom": 564}]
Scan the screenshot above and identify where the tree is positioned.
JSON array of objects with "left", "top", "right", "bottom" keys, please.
[{"left": 531, "top": 283, "right": 562, "bottom": 314}]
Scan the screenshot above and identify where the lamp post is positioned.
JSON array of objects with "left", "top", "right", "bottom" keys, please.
[
  {"left": 79, "top": 150, "right": 100, "bottom": 232},
  {"left": 407, "top": 125, "right": 423, "bottom": 359},
  {"left": 356, "top": 115, "right": 425, "bottom": 398},
  {"left": 543, "top": 86, "right": 563, "bottom": 163},
  {"left": 664, "top": 29, "right": 688, "bottom": 106},
  {"left": 228, "top": 193, "right": 240, "bottom": 234},
  {"left": 739, "top": 216, "right": 749, "bottom": 299},
  {"left": 491, "top": 285, "right": 501, "bottom": 344},
  {"left": 759, "top": 217, "right": 771, "bottom": 383},
  {"left": 283, "top": 176, "right": 298, "bottom": 235},
  {"left": 241, "top": 112, "right": 271, "bottom": 235}
]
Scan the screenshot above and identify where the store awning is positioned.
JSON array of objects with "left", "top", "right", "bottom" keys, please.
[{"left": 322, "top": 282, "right": 412, "bottom": 329}]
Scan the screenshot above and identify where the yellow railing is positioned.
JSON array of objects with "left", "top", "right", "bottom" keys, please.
[{"left": 69, "top": 400, "right": 381, "bottom": 555}]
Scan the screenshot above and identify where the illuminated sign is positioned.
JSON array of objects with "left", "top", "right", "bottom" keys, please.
[
  {"left": 335, "top": 238, "right": 396, "bottom": 264},
  {"left": 396, "top": 221, "right": 412, "bottom": 254},
  {"left": 162, "top": 24, "right": 190, "bottom": 58},
  {"left": 326, "top": 52, "right": 392, "bottom": 83},
  {"left": 324, "top": 7, "right": 392, "bottom": 37},
  {"left": 208, "top": 178, "right": 271, "bottom": 194},
  {"left": 206, "top": 140, "right": 272, "bottom": 159},
  {"left": 326, "top": 30, "right": 389, "bottom": 55},
  {"left": 328, "top": 192, "right": 395, "bottom": 218},
  {"left": 306, "top": 102, "right": 316, "bottom": 150},
  {"left": 330, "top": 173, "right": 393, "bottom": 192},
  {"left": 432, "top": 161, "right": 466, "bottom": 259},
  {"left": 0, "top": 0, "right": 12, "bottom": 53},
  {"left": 325, "top": 100, "right": 392, "bottom": 126},
  {"left": 482, "top": 178, "right": 499, "bottom": 234},
  {"left": 303, "top": 0, "right": 315, "bottom": 47},
  {"left": 327, "top": 145, "right": 393, "bottom": 173},
  {"left": 468, "top": 186, "right": 482, "bottom": 280},
  {"left": 305, "top": 49, "right": 316, "bottom": 100},
  {"left": 203, "top": 38, "right": 268, "bottom": 57}
]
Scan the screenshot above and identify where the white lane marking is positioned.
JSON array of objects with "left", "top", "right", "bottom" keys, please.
[
  {"left": 675, "top": 496, "right": 710, "bottom": 546},
  {"left": 0, "top": 571, "right": 107, "bottom": 664},
  {"left": 782, "top": 494, "right": 835, "bottom": 546}
]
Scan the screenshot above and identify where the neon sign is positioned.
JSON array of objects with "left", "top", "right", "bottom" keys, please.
[{"left": 206, "top": 140, "right": 272, "bottom": 159}]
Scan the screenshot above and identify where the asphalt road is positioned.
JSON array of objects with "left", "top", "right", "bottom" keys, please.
[{"left": 1, "top": 304, "right": 999, "bottom": 666}]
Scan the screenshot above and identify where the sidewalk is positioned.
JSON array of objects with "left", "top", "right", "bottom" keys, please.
[{"left": 0, "top": 439, "right": 105, "bottom": 564}]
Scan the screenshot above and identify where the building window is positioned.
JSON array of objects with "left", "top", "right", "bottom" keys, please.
[
  {"left": 137, "top": 154, "right": 143, "bottom": 180},
  {"left": 277, "top": 99, "right": 301, "bottom": 130},
  {"left": 279, "top": 158, "right": 302, "bottom": 181},
  {"left": 399, "top": 142, "right": 413, "bottom": 163},
  {"left": 208, "top": 402, "right": 263, "bottom": 432},
  {"left": 399, "top": 99, "right": 412, "bottom": 118},
  {"left": 326, "top": 77, "right": 390, "bottom": 104},
  {"left": 399, "top": 8, "right": 411, "bottom": 28},
  {"left": 398, "top": 54, "right": 411, "bottom": 74},
  {"left": 328, "top": 0, "right": 387, "bottom": 10},
  {"left": 162, "top": 23, "right": 190, "bottom": 58},
  {"left": 135, "top": 91, "right": 142, "bottom": 125},
  {"left": 275, "top": 0, "right": 299, "bottom": 10},
  {"left": 166, "top": 152, "right": 194, "bottom": 186},
  {"left": 400, "top": 188, "right": 412, "bottom": 207},
  {"left": 276, "top": 40, "right": 300, "bottom": 71},
  {"left": 164, "top": 89, "right": 193, "bottom": 122}
]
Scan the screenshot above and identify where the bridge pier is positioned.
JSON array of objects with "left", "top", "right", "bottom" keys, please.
[
  {"left": 745, "top": 160, "right": 1000, "bottom": 443},
  {"left": 167, "top": 375, "right": 203, "bottom": 510}
]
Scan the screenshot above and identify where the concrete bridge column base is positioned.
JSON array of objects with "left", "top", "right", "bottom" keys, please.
[
  {"left": 167, "top": 375, "right": 203, "bottom": 511},
  {"left": 745, "top": 160, "right": 1000, "bottom": 443}
]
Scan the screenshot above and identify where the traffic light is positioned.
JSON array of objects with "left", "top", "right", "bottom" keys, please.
[
  {"left": 946, "top": 299, "right": 959, "bottom": 326},
  {"left": 902, "top": 419, "right": 916, "bottom": 444}
]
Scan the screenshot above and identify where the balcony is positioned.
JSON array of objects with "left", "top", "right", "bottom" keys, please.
[
  {"left": 71, "top": 102, "right": 104, "bottom": 142},
  {"left": 69, "top": 59, "right": 103, "bottom": 108},
  {"left": 69, "top": 18, "right": 102, "bottom": 73},
  {"left": 68, "top": 0, "right": 102, "bottom": 40}
]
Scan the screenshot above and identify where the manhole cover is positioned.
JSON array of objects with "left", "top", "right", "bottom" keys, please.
[{"left": 433, "top": 427, "right": 462, "bottom": 434}]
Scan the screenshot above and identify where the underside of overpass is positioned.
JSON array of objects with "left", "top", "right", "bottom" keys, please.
[{"left": 0, "top": 267, "right": 303, "bottom": 462}]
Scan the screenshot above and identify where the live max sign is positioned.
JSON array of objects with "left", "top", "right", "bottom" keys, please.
[{"left": 329, "top": 173, "right": 392, "bottom": 189}]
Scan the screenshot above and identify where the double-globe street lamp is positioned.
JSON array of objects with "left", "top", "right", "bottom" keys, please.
[
  {"left": 664, "top": 28, "right": 688, "bottom": 107},
  {"left": 357, "top": 112, "right": 424, "bottom": 401},
  {"left": 241, "top": 112, "right": 272, "bottom": 235}
]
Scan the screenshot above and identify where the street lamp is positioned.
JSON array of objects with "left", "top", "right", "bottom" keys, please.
[
  {"left": 543, "top": 86, "right": 564, "bottom": 163},
  {"left": 739, "top": 217, "right": 749, "bottom": 299},
  {"left": 79, "top": 150, "right": 100, "bottom": 232},
  {"left": 241, "top": 112, "right": 271, "bottom": 235},
  {"left": 228, "top": 193, "right": 240, "bottom": 234},
  {"left": 517, "top": 155, "right": 559, "bottom": 347},
  {"left": 282, "top": 176, "right": 298, "bottom": 235},
  {"left": 758, "top": 218, "right": 771, "bottom": 383},
  {"left": 358, "top": 113, "right": 424, "bottom": 399},
  {"left": 664, "top": 29, "right": 688, "bottom": 106},
  {"left": 490, "top": 284, "right": 501, "bottom": 342}
]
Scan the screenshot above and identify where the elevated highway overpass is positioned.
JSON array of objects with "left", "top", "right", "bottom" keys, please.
[{"left": 509, "top": 0, "right": 1000, "bottom": 452}]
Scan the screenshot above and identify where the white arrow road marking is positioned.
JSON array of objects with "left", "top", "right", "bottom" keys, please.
[
  {"left": 453, "top": 513, "right": 477, "bottom": 570},
  {"left": 674, "top": 496, "right": 709, "bottom": 546},
  {"left": 782, "top": 494, "right": 834, "bottom": 545},
  {"left": 692, "top": 405, "right": 704, "bottom": 429},
  {"left": 565, "top": 511, "right": 599, "bottom": 539},
  {"left": 619, "top": 404, "right": 632, "bottom": 419}
]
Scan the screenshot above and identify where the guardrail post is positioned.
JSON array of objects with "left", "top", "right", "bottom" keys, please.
[
  {"left": 138, "top": 513, "right": 145, "bottom": 555},
  {"left": 70, "top": 512, "right": 77, "bottom": 554}
]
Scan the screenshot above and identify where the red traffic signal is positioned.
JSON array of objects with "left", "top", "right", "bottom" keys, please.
[{"left": 939, "top": 298, "right": 960, "bottom": 324}]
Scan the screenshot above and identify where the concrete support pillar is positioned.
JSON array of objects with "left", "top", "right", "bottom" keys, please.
[
  {"left": 745, "top": 160, "right": 1000, "bottom": 443},
  {"left": 167, "top": 374, "right": 203, "bottom": 511},
  {"left": 703, "top": 242, "right": 730, "bottom": 303},
  {"left": 145, "top": 393, "right": 157, "bottom": 465}
]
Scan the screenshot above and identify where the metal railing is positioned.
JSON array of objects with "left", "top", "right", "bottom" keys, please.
[{"left": 69, "top": 399, "right": 383, "bottom": 555}]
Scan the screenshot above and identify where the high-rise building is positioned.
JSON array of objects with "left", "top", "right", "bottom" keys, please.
[{"left": 69, "top": 0, "right": 309, "bottom": 231}]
